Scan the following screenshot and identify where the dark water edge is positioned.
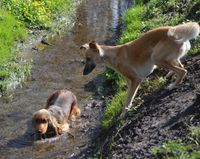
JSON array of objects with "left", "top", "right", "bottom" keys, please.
[{"left": 0, "top": 0, "right": 134, "bottom": 158}]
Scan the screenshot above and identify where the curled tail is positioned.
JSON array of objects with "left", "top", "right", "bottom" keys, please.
[{"left": 168, "top": 22, "right": 199, "bottom": 43}]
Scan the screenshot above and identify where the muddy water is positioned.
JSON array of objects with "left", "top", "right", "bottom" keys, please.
[{"left": 0, "top": 0, "right": 131, "bottom": 158}]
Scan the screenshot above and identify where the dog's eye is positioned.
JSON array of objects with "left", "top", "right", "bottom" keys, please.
[
  {"left": 41, "top": 119, "right": 47, "bottom": 123},
  {"left": 36, "top": 118, "right": 47, "bottom": 123}
]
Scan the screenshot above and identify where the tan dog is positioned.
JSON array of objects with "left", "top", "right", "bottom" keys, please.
[
  {"left": 32, "top": 89, "right": 81, "bottom": 139},
  {"left": 80, "top": 22, "right": 199, "bottom": 118}
]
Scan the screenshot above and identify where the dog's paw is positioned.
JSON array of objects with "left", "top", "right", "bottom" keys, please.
[
  {"left": 165, "top": 71, "right": 174, "bottom": 79},
  {"left": 167, "top": 83, "right": 176, "bottom": 90},
  {"left": 62, "top": 123, "right": 70, "bottom": 132},
  {"left": 119, "top": 111, "right": 127, "bottom": 120},
  {"left": 34, "top": 133, "right": 42, "bottom": 141},
  {"left": 70, "top": 115, "right": 76, "bottom": 121}
]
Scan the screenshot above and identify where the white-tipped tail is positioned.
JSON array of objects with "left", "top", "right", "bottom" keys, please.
[{"left": 168, "top": 22, "right": 199, "bottom": 43}]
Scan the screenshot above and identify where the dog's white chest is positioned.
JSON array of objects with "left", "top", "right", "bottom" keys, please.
[
  {"left": 178, "top": 40, "right": 191, "bottom": 59},
  {"left": 134, "top": 61, "right": 155, "bottom": 79}
]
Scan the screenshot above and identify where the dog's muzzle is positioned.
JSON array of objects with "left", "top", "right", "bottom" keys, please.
[{"left": 83, "top": 58, "right": 96, "bottom": 75}]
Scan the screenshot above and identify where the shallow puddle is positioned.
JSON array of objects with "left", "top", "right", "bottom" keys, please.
[{"left": 0, "top": 0, "right": 132, "bottom": 158}]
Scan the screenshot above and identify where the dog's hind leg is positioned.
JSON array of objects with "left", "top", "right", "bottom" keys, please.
[
  {"left": 69, "top": 105, "right": 81, "bottom": 121},
  {"left": 156, "top": 60, "right": 187, "bottom": 90},
  {"left": 166, "top": 71, "right": 175, "bottom": 78},
  {"left": 165, "top": 59, "right": 184, "bottom": 79},
  {"left": 120, "top": 77, "right": 141, "bottom": 119},
  {"left": 61, "top": 123, "right": 70, "bottom": 132}
]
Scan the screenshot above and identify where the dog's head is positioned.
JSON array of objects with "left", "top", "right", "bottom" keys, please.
[
  {"left": 32, "top": 109, "right": 50, "bottom": 134},
  {"left": 80, "top": 41, "right": 102, "bottom": 75}
]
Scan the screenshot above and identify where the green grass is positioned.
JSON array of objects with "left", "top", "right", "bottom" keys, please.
[
  {"left": 119, "top": 5, "right": 143, "bottom": 44},
  {"left": 102, "top": 90, "right": 126, "bottom": 129},
  {"left": 0, "top": 10, "right": 30, "bottom": 94},
  {"left": 103, "top": 68, "right": 126, "bottom": 90},
  {"left": 2, "top": 0, "right": 72, "bottom": 29},
  {"left": 0, "top": 10, "right": 27, "bottom": 60}
]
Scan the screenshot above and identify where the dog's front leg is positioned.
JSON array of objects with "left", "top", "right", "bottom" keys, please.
[{"left": 120, "top": 78, "right": 141, "bottom": 119}]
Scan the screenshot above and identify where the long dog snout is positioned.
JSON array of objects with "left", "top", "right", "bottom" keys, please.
[{"left": 83, "top": 58, "right": 96, "bottom": 75}]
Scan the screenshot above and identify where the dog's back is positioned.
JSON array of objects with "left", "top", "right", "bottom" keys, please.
[
  {"left": 46, "top": 90, "right": 79, "bottom": 121},
  {"left": 46, "top": 90, "right": 76, "bottom": 108}
]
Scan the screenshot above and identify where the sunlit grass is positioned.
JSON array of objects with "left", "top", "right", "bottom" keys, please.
[
  {"left": 102, "top": 90, "right": 126, "bottom": 129},
  {"left": 2, "top": 0, "right": 72, "bottom": 29},
  {"left": 0, "top": 10, "right": 30, "bottom": 94},
  {"left": 119, "top": 5, "right": 143, "bottom": 44},
  {"left": 0, "top": 10, "right": 27, "bottom": 60}
]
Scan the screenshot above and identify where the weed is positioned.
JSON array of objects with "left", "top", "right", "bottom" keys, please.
[{"left": 139, "top": 76, "right": 166, "bottom": 95}]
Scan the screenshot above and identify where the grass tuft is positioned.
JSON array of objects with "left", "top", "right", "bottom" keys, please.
[{"left": 102, "top": 90, "right": 126, "bottom": 129}]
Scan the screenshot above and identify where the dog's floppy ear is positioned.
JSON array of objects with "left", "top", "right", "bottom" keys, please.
[
  {"left": 48, "top": 116, "right": 62, "bottom": 135},
  {"left": 80, "top": 43, "right": 89, "bottom": 50},
  {"left": 80, "top": 41, "right": 98, "bottom": 50},
  {"left": 32, "top": 113, "right": 36, "bottom": 127},
  {"left": 89, "top": 41, "right": 98, "bottom": 50}
]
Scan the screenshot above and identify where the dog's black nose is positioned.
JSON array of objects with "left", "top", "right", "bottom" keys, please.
[
  {"left": 80, "top": 46, "right": 85, "bottom": 50},
  {"left": 37, "top": 130, "right": 42, "bottom": 134}
]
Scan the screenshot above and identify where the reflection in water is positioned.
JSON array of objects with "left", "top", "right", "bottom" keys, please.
[
  {"left": 0, "top": 0, "right": 132, "bottom": 158},
  {"left": 111, "top": 0, "right": 120, "bottom": 30},
  {"left": 74, "top": 0, "right": 130, "bottom": 45}
]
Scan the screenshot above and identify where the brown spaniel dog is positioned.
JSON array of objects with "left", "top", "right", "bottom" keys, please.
[{"left": 32, "top": 89, "right": 81, "bottom": 139}]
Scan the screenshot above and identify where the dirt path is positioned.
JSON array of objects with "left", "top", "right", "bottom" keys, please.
[
  {"left": 102, "top": 55, "right": 200, "bottom": 159},
  {"left": 0, "top": 0, "right": 132, "bottom": 158}
]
